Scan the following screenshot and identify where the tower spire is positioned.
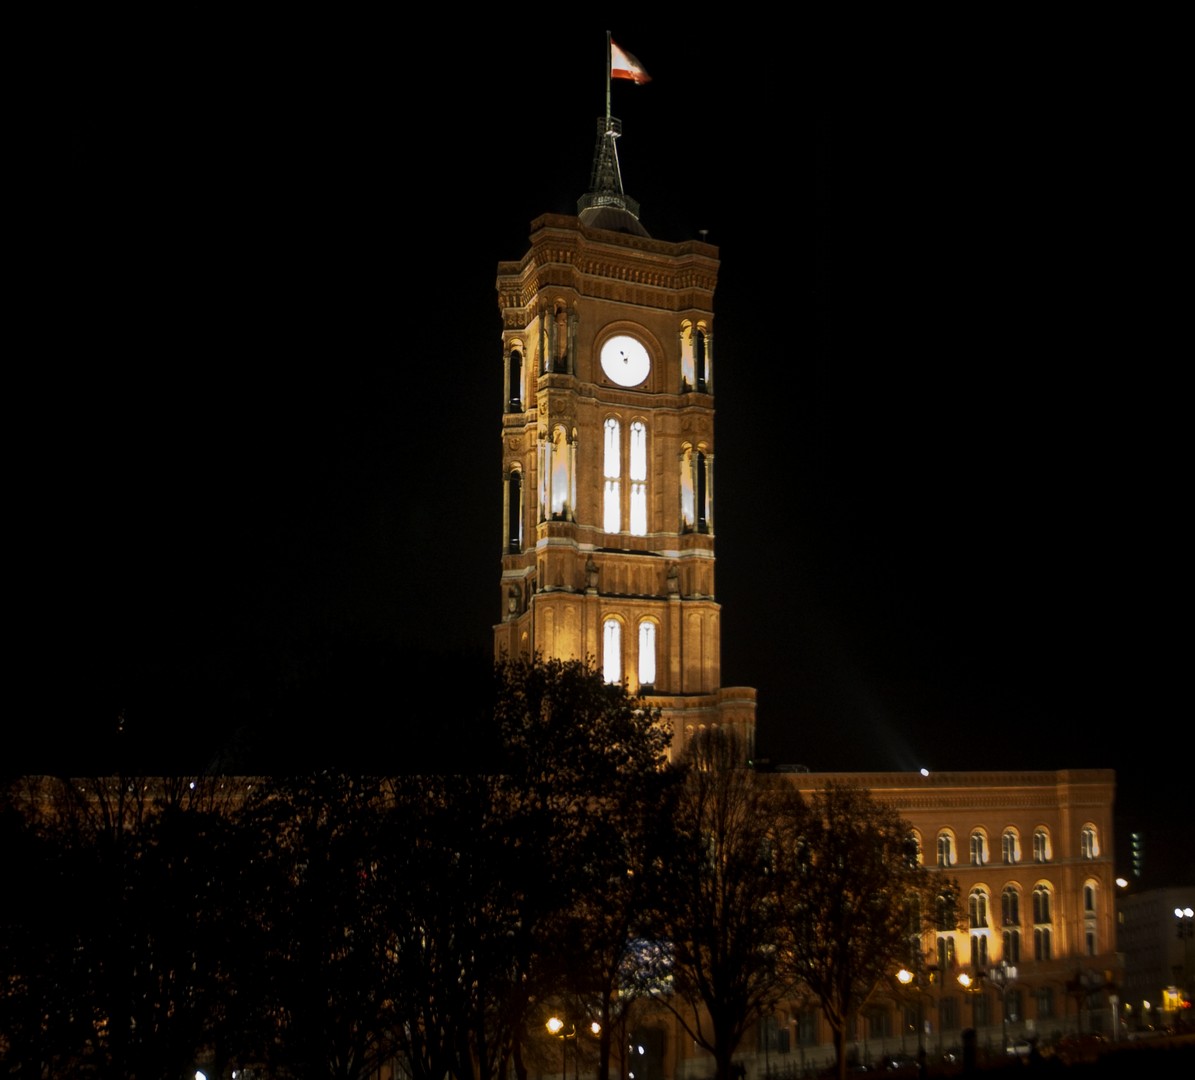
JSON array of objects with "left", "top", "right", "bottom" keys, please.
[{"left": 577, "top": 32, "right": 649, "bottom": 237}]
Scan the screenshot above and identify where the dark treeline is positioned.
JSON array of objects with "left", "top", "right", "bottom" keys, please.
[{"left": 1, "top": 659, "right": 943, "bottom": 1080}]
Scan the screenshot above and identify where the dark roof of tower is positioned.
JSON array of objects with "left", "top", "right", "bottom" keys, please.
[{"left": 577, "top": 116, "right": 650, "bottom": 238}]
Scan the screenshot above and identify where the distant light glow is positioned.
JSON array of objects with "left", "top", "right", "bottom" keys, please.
[{"left": 920, "top": 768, "right": 930, "bottom": 777}]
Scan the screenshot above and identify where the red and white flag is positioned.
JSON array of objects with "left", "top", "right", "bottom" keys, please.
[{"left": 611, "top": 40, "right": 651, "bottom": 84}]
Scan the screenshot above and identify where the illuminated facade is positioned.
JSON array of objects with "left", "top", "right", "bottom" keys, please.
[
  {"left": 611, "top": 770, "right": 1122, "bottom": 1077},
  {"left": 492, "top": 113, "right": 755, "bottom": 761}
]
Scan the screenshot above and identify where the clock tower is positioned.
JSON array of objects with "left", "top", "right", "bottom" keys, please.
[{"left": 494, "top": 99, "right": 756, "bottom": 761}]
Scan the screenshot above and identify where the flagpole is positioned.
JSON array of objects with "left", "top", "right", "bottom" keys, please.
[{"left": 605, "top": 30, "right": 612, "bottom": 126}]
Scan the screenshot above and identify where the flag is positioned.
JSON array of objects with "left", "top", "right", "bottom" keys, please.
[{"left": 611, "top": 39, "right": 651, "bottom": 84}]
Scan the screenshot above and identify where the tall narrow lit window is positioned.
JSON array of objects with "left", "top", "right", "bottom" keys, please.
[
  {"left": 1033, "top": 829, "right": 1051, "bottom": 863},
  {"left": 603, "top": 618, "right": 621, "bottom": 684},
  {"left": 604, "top": 418, "right": 621, "bottom": 532},
  {"left": 1002, "top": 829, "right": 1020, "bottom": 865},
  {"left": 937, "top": 832, "right": 954, "bottom": 868},
  {"left": 638, "top": 619, "right": 656, "bottom": 687},
  {"left": 1081, "top": 825, "right": 1098, "bottom": 859},
  {"left": 970, "top": 831, "right": 987, "bottom": 866},
  {"left": 629, "top": 421, "right": 647, "bottom": 536},
  {"left": 549, "top": 427, "right": 573, "bottom": 520}
]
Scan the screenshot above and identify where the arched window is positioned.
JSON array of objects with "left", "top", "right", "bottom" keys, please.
[
  {"left": 968, "top": 888, "right": 989, "bottom": 929},
  {"left": 604, "top": 419, "right": 621, "bottom": 532},
  {"left": 910, "top": 830, "right": 923, "bottom": 866},
  {"left": 507, "top": 347, "right": 523, "bottom": 410},
  {"left": 1002, "top": 828, "right": 1021, "bottom": 865},
  {"left": 1081, "top": 825, "right": 1099, "bottom": 859},
  {"left": 543, "top": 426, "right": 575, "bottom": 522},
  {"left": 694, "top": 328, "right": 708, "bottom": 392},
  {"left": 506, "top": 469, "right": 522, "bottom": 552},
  {"left": 1001, "top": 886, "right": 1020, "bottom": 927},
  {"left": 1084, "top": 882, "right": 1097, "bottom": 914},
  {"left": 680, "top": 446, "right": 712, "bottom": 534},
  {"left": 970, "top": 830, "right": 988, "bottom": 866},
  {"left": 1032, "top": 885, "right": 1052, "bottom": 925},
  {"left": 971, "top": 934, "right": 988, "bottom": 968},
  {"left": 937, "top": 935, "right": 956, "bottom": 972},
  {"left": 1003, "top": 928, "right": 1022, "bottom": 964},
  {"left": 1034, "top": 927, "right": 1052, "bottom": 961},
  {"left": 603, "top": 618, "right": 621, "bottom": 684},
  {"left": 1033, "top": 828, "right": 1051, "bottom": 863},
  {"left": 629, "top": 421, "right": 647, "bottom": 536},
  {"left": 638, "top": 619, "right": 656, "bottom": 687},
  {"left": 937, "top": 831, "right": 955, "bottom": 868}
]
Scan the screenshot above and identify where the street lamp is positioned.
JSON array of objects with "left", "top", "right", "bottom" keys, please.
[
  {"left": 547, "top": 1015, "right": 600, "bottom": 1080},
  {"left": 547, "top": 1016, "right": 573, "bottom": 1080},
  {"left": 989, "top": 961, "right": 1017, "bottom": 1052},
  {"left": 897, "top": 968, "right": 924, "bottom": 1058}
]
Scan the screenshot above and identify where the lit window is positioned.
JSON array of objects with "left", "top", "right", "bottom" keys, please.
[
  {"left": 1002, "top": 828, "right": 1021, "bottom": 865},
  {"left": 680, "top": 446, "right": 711, "bottom": 533},
  {"left": 630, "top": 421, "right": 647, "bottom": 536},
  {"left": 1084, "top": 883, "right": 1096, "bottom": 914},
  {"left": 603, "top": 618, "right": 621, "bottom": 684},
  {"left": 1034, "top": 926, "right": 1052, "bottom": 961},
  {"left": 604, "top": 419, "right": 621, "bottom": 532},
  {"left": 1081, "top": 825, "right": 1099, "bottom": 859},
  {"left": 1033, "top": 829, "right": 1051, "bottom": 863},
  {"left": 937, "top": 935, "right": 956, "bottom": 972},
  {"left": 971, "top": 933, "right": 988, "bottom": 968},
  {"left": 970, "top": 830, "right": 987, "bottom": 866},
  {"left": 937, "top": 832, "right": 955, "bottom": 868},
  {"left": 545, "top": 426, "right": 574, "bottom": 521},
  {"left": 1003, "top": 928, "right": 1021, "bottom": 964},
  {"left": 638, "top": 620, "right": 656, "bottom": 687}
]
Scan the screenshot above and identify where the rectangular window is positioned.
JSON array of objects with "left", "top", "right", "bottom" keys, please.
[
  {"left": 1036, "top": 987, "right": 1055, "bottom": 1021},
  {"left": 940, "top": 998, "right": 959, "bottom": 1032}
]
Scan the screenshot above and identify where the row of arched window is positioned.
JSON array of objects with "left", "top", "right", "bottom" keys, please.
[
  {"left": 954, "top": 879, "right": 1103, "bottom": 963},
  {"left": 929, "top": 824, "right": 1100, "bottom": 867},
  {"left": 503, "top": 421, "right": 712, "bottom": 546}
]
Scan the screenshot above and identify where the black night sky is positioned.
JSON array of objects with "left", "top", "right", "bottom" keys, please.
[{"left": 19, "top": 26, "right": 1189, "bottom": 882}]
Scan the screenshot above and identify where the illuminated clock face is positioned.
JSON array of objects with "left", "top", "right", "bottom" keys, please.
[{"left": 600, "top": 334, "right": 651, "bottom": 387}]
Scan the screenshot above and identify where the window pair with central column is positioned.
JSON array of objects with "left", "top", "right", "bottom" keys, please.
[
  {"left": 603, "top": 617, "right": 656, "bottom": 688},
  {"left": 604, "top": 418, "right": 647, "bottom": 535}
]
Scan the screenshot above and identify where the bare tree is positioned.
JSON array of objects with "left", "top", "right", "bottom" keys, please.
[
  {"left": 658, "top": 730, "right": 800, "bottom": 1080},
  {"left": 777, "top": 782, "right": 942, "bottom": 1080}
]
